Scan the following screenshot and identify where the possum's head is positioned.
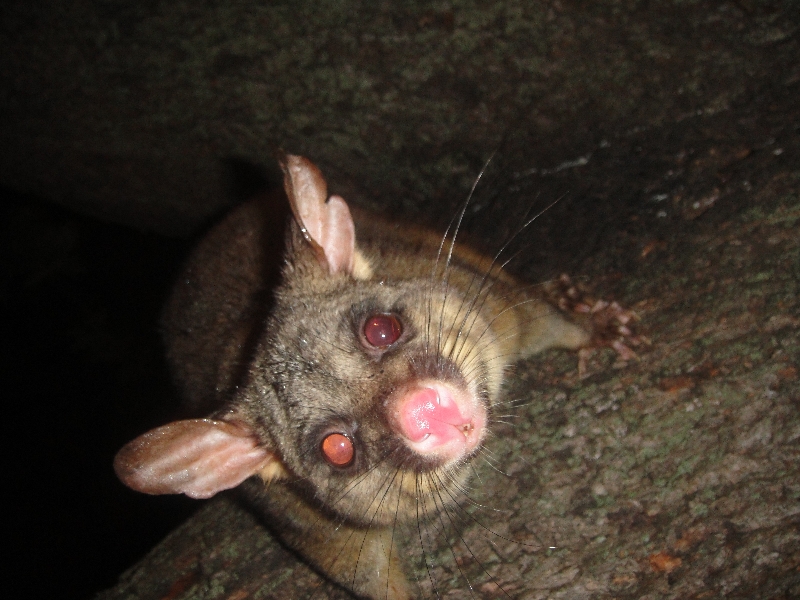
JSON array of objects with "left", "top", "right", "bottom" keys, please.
[{"left": 114, "top": 155, "right": 508, "bottom": 529}]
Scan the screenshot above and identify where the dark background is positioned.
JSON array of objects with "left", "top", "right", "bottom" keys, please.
[{"left": 1, "top": 188, "right": 195, "bottom": 599}]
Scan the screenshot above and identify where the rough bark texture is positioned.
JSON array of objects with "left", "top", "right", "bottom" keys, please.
[
  {"left": 94, "top": 158, "right": 800, "bottom": 600},
  {"left": 3, "top": 1, "right": 798, "bottom": 235},
  {"left": 1, "top": 1, "right": 798, "bottom": 599}
]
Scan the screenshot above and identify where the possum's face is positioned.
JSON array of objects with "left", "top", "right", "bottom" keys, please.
[
  {"left": 111, "top": 154, "right": 630, "bottom": 599},
  {"left": 259, "top": 272, "right": 499, "bottom": 527},
  {"left": 112, "top": 155, "right": 507, "bottom": 524}
]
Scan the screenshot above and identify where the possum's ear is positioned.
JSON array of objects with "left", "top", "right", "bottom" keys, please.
[
  {"left": 114, "top": 419, "right": 281, "bottom": 499},
  {"left": 280, "top": 153, "right": 355, "bottom": 276}
]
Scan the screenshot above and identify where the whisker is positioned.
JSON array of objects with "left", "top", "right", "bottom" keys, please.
[
  {"left": 436, "top": 468, "right": 547, "bottom": 552},
  {"left": 415, "top": 474, "right": 443, "bottom": 599},
  {"left": 429, "top": 472, "right": 514, "bottom": 599},
  {"left": 475, "top": 449, "right": 514, "bottom": 478},
  {"left": 435, "top": 152, "right": 497, "bottom": 358},
  {"left": 448, "top": 195, "right": 566, "bottom": 367},
  {"left": 425, "top": 472, "right": 481, "bottom": 599},
  {"left": 347, "top": 465, "right": 408, "bottom": 593}
]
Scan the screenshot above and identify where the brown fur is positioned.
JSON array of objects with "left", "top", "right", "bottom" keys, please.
[{"left": 116, "top": 155, "right": 599, "bottom": 599}]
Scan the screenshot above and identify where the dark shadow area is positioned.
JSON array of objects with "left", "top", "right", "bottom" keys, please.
[{"left": 0, "top": 187, "right": 195, "bottom": 599}]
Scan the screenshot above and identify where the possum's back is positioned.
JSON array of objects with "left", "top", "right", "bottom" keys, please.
[{"left": 161, "top": 199, "right": 282, "bottom": 414}]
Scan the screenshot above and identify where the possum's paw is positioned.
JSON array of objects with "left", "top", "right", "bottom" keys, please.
[{"left": 549, "top": 274, "right": 646, "bottom": 375}]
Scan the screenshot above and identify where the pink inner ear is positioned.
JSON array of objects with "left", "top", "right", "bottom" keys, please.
[
  {"left": 114, "top": 419, "right": 274, "bottom": 499},
  {"left": 316, "top": 194, "right": 355, "bottom": 274},
  {"left": 281, "top": 155, "right": 355, "bottom": 275}
]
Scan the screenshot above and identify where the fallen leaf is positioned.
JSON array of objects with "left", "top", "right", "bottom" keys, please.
[{"left": 649, "top": 552, "right": 682, "bottom": 573}]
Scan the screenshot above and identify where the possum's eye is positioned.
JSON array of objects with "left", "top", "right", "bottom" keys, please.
[
  {"left": 321, "top": 432, "right": 355, "bottom": 467},
  {"left": 363, "top": 314, "right": 402, "bottom": 348}
]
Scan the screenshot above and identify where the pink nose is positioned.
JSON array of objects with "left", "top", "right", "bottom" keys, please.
[{"left": 396, "top": 386, "right": 476, "bottom": 451}]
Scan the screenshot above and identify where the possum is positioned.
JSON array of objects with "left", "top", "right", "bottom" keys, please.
[{"left": 114, "top": 154, "right": 637, "bottom": 599}]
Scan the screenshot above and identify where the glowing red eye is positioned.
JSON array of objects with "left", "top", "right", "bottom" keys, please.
[
  {"left": 363, "top": 314, "right": 402, "bottom": 348},
  {"left": 321, "top": 433, "right": 354, "bottom": 467}
]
